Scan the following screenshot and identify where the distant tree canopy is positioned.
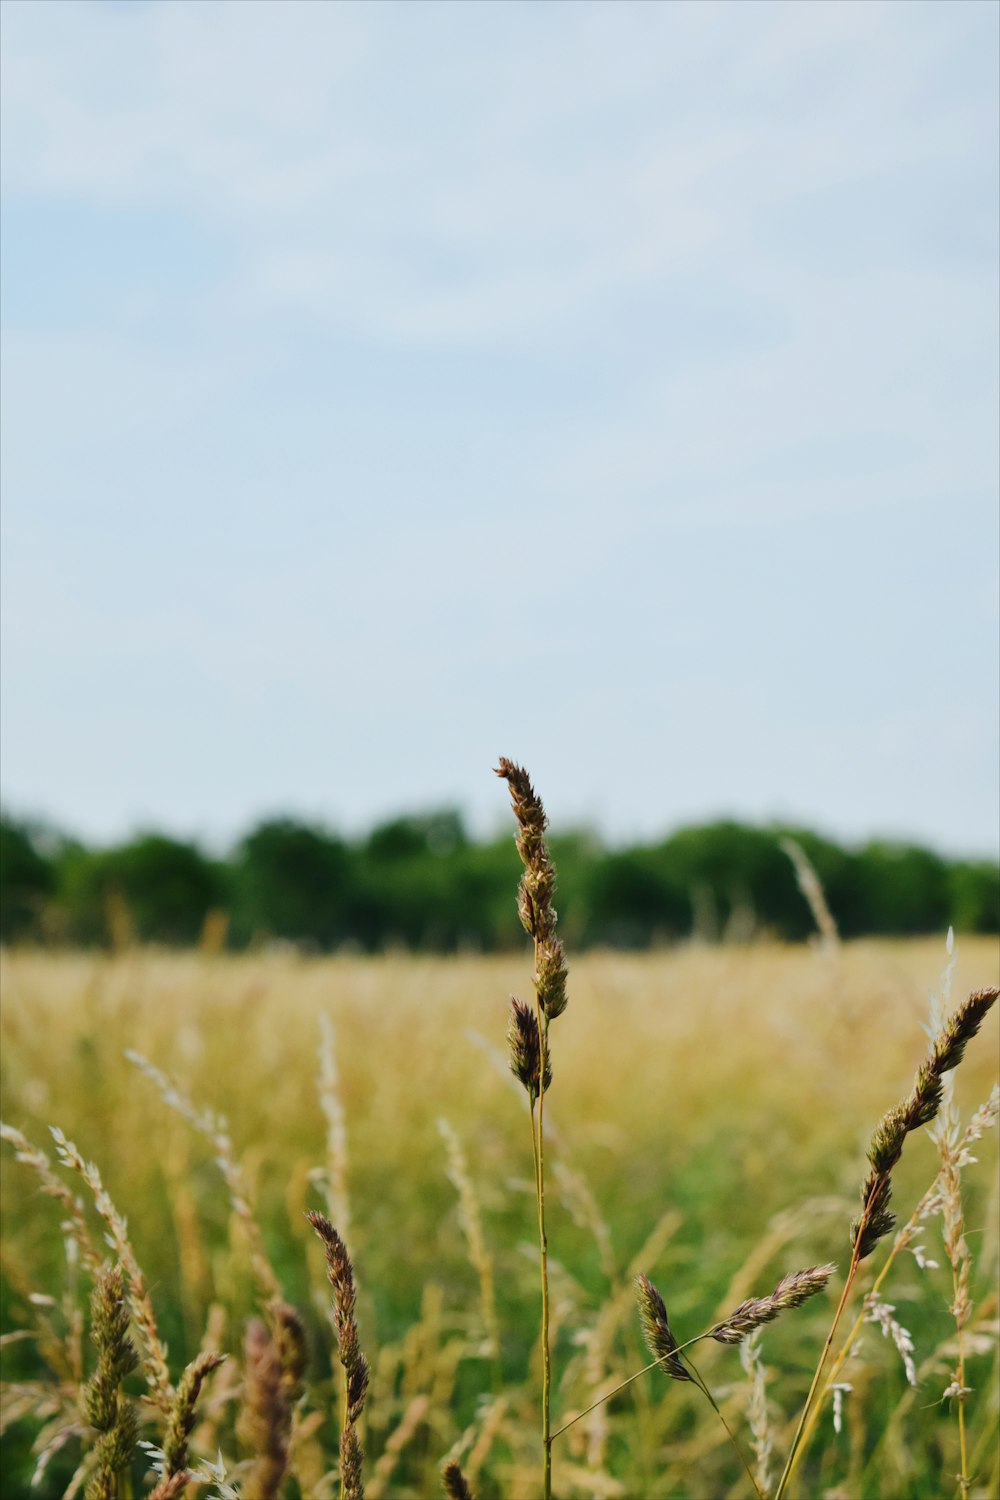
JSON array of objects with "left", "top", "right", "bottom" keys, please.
[
  {"left": 56, "top": 834, "right": 227, "bottom": 946},
  {"left": 0, "top": 808, "right": 996, "bottom": 951},
  {"left": 0, "top": 817, "right": 56, "bottom": 941}
]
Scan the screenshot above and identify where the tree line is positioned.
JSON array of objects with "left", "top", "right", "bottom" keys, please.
[{"left": 1, "top": 809, "right": 996, "bottom": 951}]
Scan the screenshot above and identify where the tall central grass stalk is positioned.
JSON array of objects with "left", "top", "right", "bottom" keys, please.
[
  {"left": 533, "top": 943, "right": 552, "bottom": 1500},
  {"left": 496, "top": 759, "right": 568, "bottom": 1500}
]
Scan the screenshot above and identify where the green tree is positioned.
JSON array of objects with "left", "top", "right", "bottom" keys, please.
[
  {"left": 578, "top": 848, "right": 689, "bottom": 947},
  {"left": 230, "top": 820, "right": 353, "bottom": 949},
  {"left": 0, "top": 815, "right": 56, "bottom": 941},
  {"left": 947, "top": 860, "right": 1000, "bottom": 934},
  {"left": 855, "top": 842, "right": 951, "bottom": 935},
  {"left": 59, "top": 835, "right": 223, "bottom": 946}
]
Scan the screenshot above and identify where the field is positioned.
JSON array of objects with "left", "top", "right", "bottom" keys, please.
[{"left": 2, "top": 938, "right": 998, "bottom": 1499}]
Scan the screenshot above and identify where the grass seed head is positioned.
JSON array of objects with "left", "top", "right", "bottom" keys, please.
[
  {"left": 441, "top": 1458, "right": 476, "bottom": 1499},
  {"left": 269, "top": 1300, "right": 308, "bottom": 1403},
  {"left": 495, "top": 758, "right": 566, "bottom": 975},
  {"left": 237, "top": 1318, "right": 291, "bottom": 1500},
  {"left": 634, "top": 1274, "right": 692, "bottom": 1382},
  {"left": 84, "top": 1265, "right": 139, "bottom": 1500},
  {"left": 534, "top": 937, "right": 568, "bottom": 1021},
  {"left": 710, "top": 1264, "right": 836, "bottom": 1344},
  {"left": 162, "top": 1351, "right": 226, "bottom": 1476},
  {"left": 507, "top": 996, "right": 552, "bottom": 1101},
  {"left": 853, "top": 986, "right": 998, "bottom": 1260}
]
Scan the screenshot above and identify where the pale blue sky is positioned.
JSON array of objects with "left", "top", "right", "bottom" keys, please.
[{"left": 2, "top": 0, "right": 997, "bottom": 856}]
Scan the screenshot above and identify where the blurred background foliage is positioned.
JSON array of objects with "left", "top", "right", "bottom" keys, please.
[{"left": 1, "top": 810, "right": 996, "bottom": 951}]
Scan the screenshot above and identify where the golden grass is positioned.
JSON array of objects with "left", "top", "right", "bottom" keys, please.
[{"left": 2, "top": 938, "right": 998, "bottom": 1498}]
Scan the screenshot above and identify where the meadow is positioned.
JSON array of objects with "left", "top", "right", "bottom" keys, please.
[{"left": 2, "top": 936, "right": 998, "bottom": 1499}]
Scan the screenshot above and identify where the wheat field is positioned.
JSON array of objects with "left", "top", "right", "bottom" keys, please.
[{"left": 2, "top": 937, "right": 998, "bottom": 1499}]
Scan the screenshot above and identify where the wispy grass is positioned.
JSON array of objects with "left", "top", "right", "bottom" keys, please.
[{"left": 1, "top": 911, "right": 997, "bottom": 1498}]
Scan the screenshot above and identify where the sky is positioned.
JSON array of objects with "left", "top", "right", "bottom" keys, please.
[{"left": 1, "top": 0, "right": 998, "bottom": 858}]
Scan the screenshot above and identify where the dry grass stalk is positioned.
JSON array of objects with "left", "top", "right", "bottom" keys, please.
[
  {"left": 48, "top": 1127, "right": 173, "bottom": 1411},
  {"left": 0, "top": 1123, "right": 102, "bottom": 1275},
  {"left": 317, "top": 1013, "right": 352, "bottom": 1244},
  {"left": 740, "top": 1331, "right": 773, "bottom": 1500},
  {"left": 779, "top": 837, "right": 840, "bottom": 953},
  {"left": 125, "top": 1049, "right": 284, "bottom": 1304},
  {"left": 774, "top": 983, "right": 999, "bottom": 1500},
  {"left": 929, "top": 1061, "right": 977, "bottom": 1493},
  {"left": 789, "top": 1080, "right": 1000, "bottom": 1490},
  {"left": 861, "top": 1292, "right": 916, "bottom": 1387},
  {"left": 307, "top": 1211, "right": 370, "bottom": 1500},
  {"left": 83, "top": 1265, "right": 139, "bottom": 1500},
  {"left": 495, "top": 756, "right": 569, "bottom": 1500},
  {"left": 236, "top": 1317, "right": 292, "bottom": 1500},
  {"left": 438, "top": 1118, "right": 501, "bottom": 1373}
]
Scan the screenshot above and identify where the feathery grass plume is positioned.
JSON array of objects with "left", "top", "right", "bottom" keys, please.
[
  {"left": 48, "top": 1126, "right": 173, "bottom": 1411},
  {"left": 441, "top": 1458, "right": 476, "bottom": 1499},
  {"left": 709, "top": 1265, "right": 836, "bottom": 1344},
  {"left": 236, "top": 1317, "right": 291, "bottom": 1500},
  {"left": 779, "top": 837, "right": 840, "bottom": 953},
  {"left": 125, "top": 1049, "right": 284, "bottom": 1304},
  {"left": 0, "top": 1123, "right": 102, "bottom": 1276},
  {"left": 83, "top": 1265, "right": 139, "bottom": 1500},
  {"left": 307, "top": 1211, "right": 369, "bottom": 1500},
  {"left": 438, "top": 1118, "right": 501, "bottom": 1371},
  {"left": 740, "top": 1330, "right": 773, "bottom": 1500},
  {"left": 633, "top": 1275, "right": 692, "bottom": 1382},
  {"left": 862, "top": 1292, "right": 916, "bottom": 1387},
  {"left": 317, "top": 1013, "right": 352, "bottom": 1242},
  {"left": 852, "top": 986, "right": 999, "bottom": 1260},
  {"left": 507, "top": 996, "right": 552, "bottom": 1102},
  {"left": 927, "top": 1011, "right": 983, "bottom": 1496}
]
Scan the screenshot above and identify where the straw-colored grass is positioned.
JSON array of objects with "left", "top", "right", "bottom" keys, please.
[{"left": 2, "top": 936, "right": 998, "bottom": 1498}]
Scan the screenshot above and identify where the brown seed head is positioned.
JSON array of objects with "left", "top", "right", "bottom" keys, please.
[
  {"left": 269, "top": 1300, "right": 308, "bottom": 1403},
  {"left": 306, "top": 1211, "right": 370, "bottom": 1425},
  {"left": 634, "top": 1274, "right": 691, "bottom": 1382},
  {"left": 710, "top": 1264, "right": 836, "bottom": 1344},
  {"left": 441, "top": 1459, "right": 476, "bottom": 1499},
  {"left": 507, "top": 996, "right": 552, "bottom": 1101},
  {"left": 534, "top": 936, "right": 568, "bottom": 1021},
  {"left": 853, "top": 986, "right": 998, "bottom": 1260},
  {"left": 237, "top": 1318, "right": 290, "bottom": 1500},
  {"left": 495, "top": 758, "right": 565, "bottom": 963}
]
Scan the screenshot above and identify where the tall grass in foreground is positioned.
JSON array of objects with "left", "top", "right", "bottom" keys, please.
[{"left": 0, "top": 764, "right": 997, "bottom": 1498}]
